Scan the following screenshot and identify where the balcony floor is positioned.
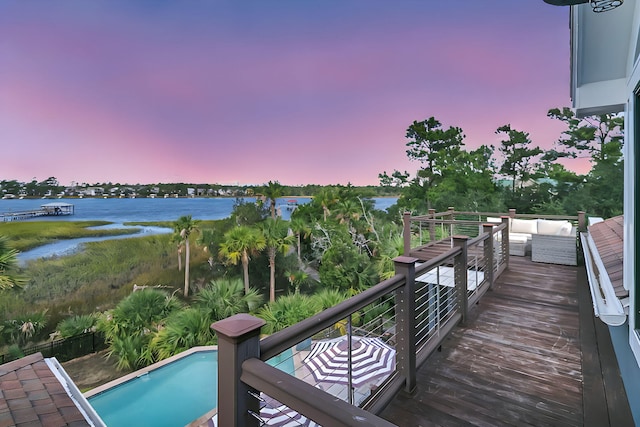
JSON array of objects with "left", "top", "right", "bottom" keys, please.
[{"left": 380, "top": 255, "right": 633, "bottom": 427}]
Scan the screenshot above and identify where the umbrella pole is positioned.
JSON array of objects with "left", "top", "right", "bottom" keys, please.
[{"left": 348, "top": 314, "right": 353, "bottom": 405}]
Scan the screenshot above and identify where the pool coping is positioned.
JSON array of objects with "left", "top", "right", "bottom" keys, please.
[{"left": 84, "top": 345, "right": 218, "bottom": 398}]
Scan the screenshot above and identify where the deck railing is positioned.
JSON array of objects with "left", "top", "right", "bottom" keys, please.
[
  {"left": 210, "top": 221, "right": 508, "bottom": 427},
  {"left": 404, "top": 208, "right": 585, "bottom": 249}
]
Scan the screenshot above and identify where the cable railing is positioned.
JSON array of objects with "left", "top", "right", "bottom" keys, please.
[
  {"left": 209, "top": 221, "right": 508, "bottom": 427},
  {"left": 405, "top": 208, "right": 585, "bottom": 253}
]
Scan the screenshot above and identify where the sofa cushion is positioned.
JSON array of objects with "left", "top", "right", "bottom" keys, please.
[
  {"left": 509, "top": 233, "right": 530, "bottom": 243},
  {"left": 537, "top": 219, "right": 572, "bottom": 236},
  {"left": 509, "top": 233, "right": 531, "bottom": 242},
  {"left": 556, "top": 223, "right": 574, "bottom": 236},
  {"left": 510, "top": 218, "right": 537, "bottom": 234}
]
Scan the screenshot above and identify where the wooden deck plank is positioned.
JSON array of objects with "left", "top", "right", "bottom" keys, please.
[{"left": 380, "top": 256, "right": 631, "bottom": 427}]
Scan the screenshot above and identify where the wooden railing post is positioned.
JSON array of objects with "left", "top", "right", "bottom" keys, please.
[
  {"left": 482, "top": 224, "right": 495, "bottom": 290},
  {"left": 447, "top": 207, "right": 455, "bottom": 238},
  {"left": 578, "top": 211, "right": 586, "bottom": 232},
  {"left": 501, "top": 216, "right": 510, "bottom": 270},
  {"left": 452, "top": 236, "right": 469, "bottom": 325},
  {"left": 403, "top": 212, "right": 412, "bottom": 256},
  {"left": 508, "top": 208, "right": 516, "bottom": 218},
  {"left": 394, "top": 256, "right": 418, "bottom": 394},
  {"left": 211, "top": 314, "right": 265, "bottom": 427},
  {"left": 428, "top": 208, "right": 436, "bottom": 242}
]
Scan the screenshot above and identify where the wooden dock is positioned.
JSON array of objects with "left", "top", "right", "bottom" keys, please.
[
  {"left": 1, "top": 203, "right": 74, "bottom": 222},
  {"left": 380, "top": 256, "right": 633, "bottom": 426}
]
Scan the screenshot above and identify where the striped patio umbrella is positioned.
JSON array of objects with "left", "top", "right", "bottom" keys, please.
[
  {"left": 303, "top": 336, "right": 395, "bottom": 389},
  {"left": 259, "top": 395, "right": 320, "bottom": 427}
]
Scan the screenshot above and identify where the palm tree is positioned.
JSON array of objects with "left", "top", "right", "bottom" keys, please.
[
  {"left": 0, "top": 236, "right": 26, "bottom": 291},
  {"left": 171, "top": 235, "right": 183, "bottom": 272},
  {"left": 284, "top": 270, "right": 309, "bottom": 295},
  {"left": 333, "top": 199, "right": 361, "bottom": 226},
  {"left": 219, "top": 226, "right": 266, "bottom": 293},
  {"left": 195, "top": 278, "right": 262, "bottom": 321},
  {"left": 173, "top": 216, "right": 200, "bottom": 297},
  {"left": 289, "top": 217, "right": 311, "bottom": 262},
  {"left": 315, "top": 187, "right": 338, "bottom": 222},
  {"left": 263, "top": 180, "right": 284, "bottom": 219},
  {"left": 375, "top": 234, "right": 404, "bottom": 280},
  {"left": 260, "top": 218, "right": 295, "bottom": 302}
]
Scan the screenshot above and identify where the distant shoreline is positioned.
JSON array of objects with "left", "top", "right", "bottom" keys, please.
[{"left": 1, "top": 194, "right": 401, "bottom": 200}]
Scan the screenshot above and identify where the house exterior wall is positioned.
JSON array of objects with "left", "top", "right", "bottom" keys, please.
[
  {"left": 609, "top": 323, "right": 640, "bottom": 422},
  {"left": 572, "top": 0, "right": 640, "bottom": 421}
]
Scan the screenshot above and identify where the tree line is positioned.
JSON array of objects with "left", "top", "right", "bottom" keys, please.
[
  {"left": 380, "top": 107, "right": 623, "bottom": 218},
  {"left": 0, "top": 106, "right": 624, "bottom": 370}
]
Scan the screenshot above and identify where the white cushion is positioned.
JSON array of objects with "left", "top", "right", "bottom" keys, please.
[
  {"left": 556, "top": 223, "right": 574, "bottom": 236},
  {"left": 509, "top": 233, "right": 530, "bottom": 243},
  {"left": 537, "top": 219, "right": 569, "bottom": 235},
  {"left": 486, "top": 217, "right": 503, "bottom": 223},
  {"left": 510, "top": 218, "right": 537, "bottom": 234}
]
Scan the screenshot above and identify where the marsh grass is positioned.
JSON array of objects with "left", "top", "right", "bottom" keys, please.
[
  {"left": 0, "top": 221, "right": 218, "bottom": 338},
  {"left": 0, "top": 221, "right": 140, "bottom": 251}
]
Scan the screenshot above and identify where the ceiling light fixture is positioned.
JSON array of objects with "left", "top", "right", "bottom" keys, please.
[{"left": 590, "top": 0, "right": 624, "bottom": 12}]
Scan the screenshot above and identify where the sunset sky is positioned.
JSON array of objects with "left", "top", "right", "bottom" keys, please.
[{"left": 0, "top": 1, "right": 577, "bottom": 186}]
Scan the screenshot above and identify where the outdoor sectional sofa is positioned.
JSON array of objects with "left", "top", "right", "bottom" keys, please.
[{"left": 488, "top": 217, "right": 577, "bottom": 265}]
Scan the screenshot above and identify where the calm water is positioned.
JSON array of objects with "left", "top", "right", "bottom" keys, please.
[
  {"left": 4, "top": 197, "right": 397, "bottom": 262},
  {"left": 0, "top": 197, "right": 397, "bottom": 222}
]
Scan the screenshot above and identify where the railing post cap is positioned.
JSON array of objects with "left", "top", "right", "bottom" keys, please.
[
  {"left": 211, "top": 313, "right": 265, "bottom": 340},
  {"left": 452, "top": 235, "right": 469, "bottom": 240},
  {"left": 393, "top": 256, "right": 418, "bottom": 265}
]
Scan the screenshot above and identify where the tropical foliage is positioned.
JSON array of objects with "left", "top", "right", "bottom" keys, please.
[
  {"left": 55, "top": 314, "right": 98, "bottom": 338},
  {"left": 98, "top": 289, "right": 183, "bottom": 370},
  {"left": 0, "top": 236, "right": 25, "bottom": 291},
  {"left": 257, "top": 294, "right": 322, "bottom": 335},
  {"left": 1, "top": 311, "right": 47, "bottom": 347},
  {"left": 148, "top": 308, "right": 215, "bottom": 361},
  {"left": 194, "top": 278, "right": 262, "bottom": 321}
]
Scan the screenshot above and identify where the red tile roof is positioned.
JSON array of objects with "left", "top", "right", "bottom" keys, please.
[
  {"left": 0, "top": 353, "right": 90, "bottom": 427},
  {"left": 589, "top": 215, "right": 626, "bottom": 298}
]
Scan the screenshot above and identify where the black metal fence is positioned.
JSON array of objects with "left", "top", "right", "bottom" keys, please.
[{"left": 0, "top": 332, "right": 106, "bottom": 364}]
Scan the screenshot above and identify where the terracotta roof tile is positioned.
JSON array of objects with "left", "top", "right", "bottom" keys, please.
[
  {"left": 33, "top": 401, "right": 57, "bottom": 415},
  {"left": 39, "top": 412, "right": 67, "bottom": 426},
  {"left": 0, "top": 353, "right": 91, "bottom": 427},
  {"left": 16, "top": 420, "right": 46, "bottom": 427},
  {"left": 589, "top": 215, "right": 626, "bottom": 298}
]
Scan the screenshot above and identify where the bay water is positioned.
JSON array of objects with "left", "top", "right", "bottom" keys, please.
[{"left": 1, "top": 197, "right": 397, "bottom": 262}]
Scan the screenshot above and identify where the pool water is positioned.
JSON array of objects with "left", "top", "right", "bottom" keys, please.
[{"left": 88, "top": 349, "right": 294, "bottom": 427}]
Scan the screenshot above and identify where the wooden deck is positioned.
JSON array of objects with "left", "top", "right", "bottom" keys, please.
[{"left": 380, "top": 255, "right": 633, "bottom": 427}]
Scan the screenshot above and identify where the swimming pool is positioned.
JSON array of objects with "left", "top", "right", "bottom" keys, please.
[{"left": 87, "top": 347, "right": 294, "bottom": 427}]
